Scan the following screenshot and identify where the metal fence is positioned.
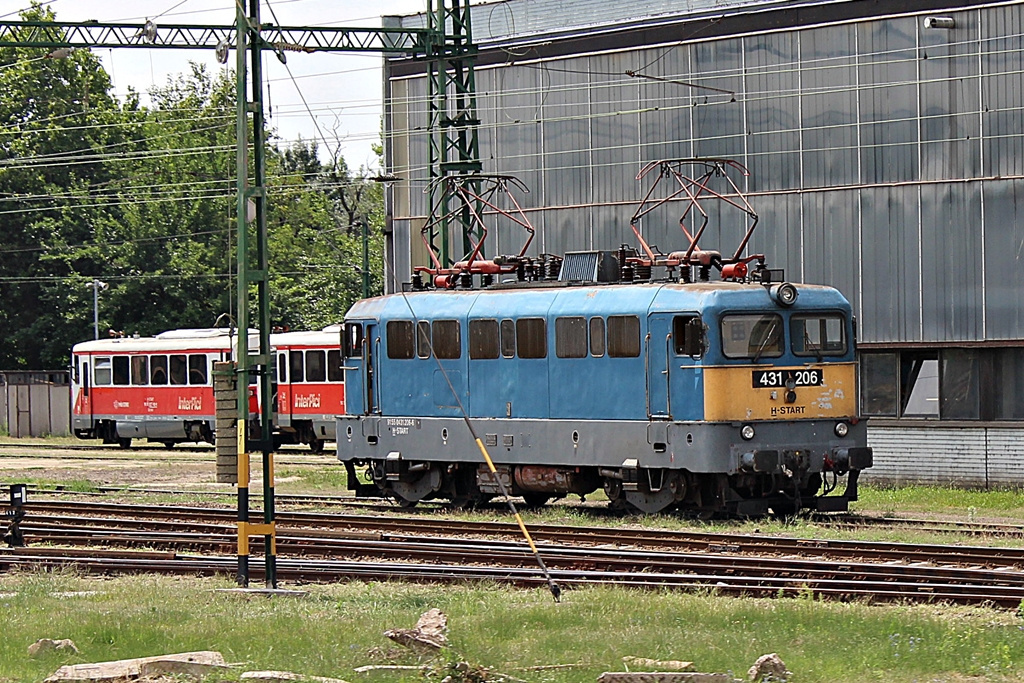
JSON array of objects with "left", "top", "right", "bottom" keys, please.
[{"left": 0, "top": 371, "right": 70, "bottom": 438}]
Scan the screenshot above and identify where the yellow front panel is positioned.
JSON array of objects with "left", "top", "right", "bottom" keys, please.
[{"left": 703, "top": 363, "right": 857, "bottom": 421}]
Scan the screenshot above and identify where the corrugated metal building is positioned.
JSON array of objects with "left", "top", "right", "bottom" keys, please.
[{"left": 382, "top": 0, "right": 1024, "bottom": 486}]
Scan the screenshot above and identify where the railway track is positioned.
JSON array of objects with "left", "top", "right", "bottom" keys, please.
[{"left": 3, "top": 499, "right": 1024, "bottom": 608}]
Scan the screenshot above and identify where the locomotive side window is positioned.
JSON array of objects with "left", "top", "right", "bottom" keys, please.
[
  {"left": 500, "top": 319, "right": 515, "bottom": 358},
  {"left": 673, "top": 315, "right": 704, "bottom": 358},
  {"left": 416, "top": 321, "right": 431, "bottom": 358},
  {"left": 589, "top": 317, "right": 605, "bottom": 357},
  {"left": 469, "top": 319, "right": 499, "bottom": 359},
  {"left": 516, "top": 317, "right": 547, "bottom": 359},
  {"left": 290, "top": 350, "right": 305, "bottom": 382},
  {"left": 112, "top": 356, "right": 130, "bottom": 385},
  {"left": 607, "top": 315, "right": 640, "bottom": 358},
  {"left": 150, "top": 355, "right": 168, "bottom": 385},
  {"left": 327, "top": 350, "right": 343, "bottom": 382},
  {"left": 131, "top": 356, "right": 149, "bottom": 385},
  {"left": 189, "top": 354, "right": 208, "bottom": 385},
  {"left": 386, "top": 320, "right": 415, "bottom": 359},
  {"left": 306, "top": 350, "right": 327, "bottom": 382},
  {"left": 721, "top": 314, "right": 784, "bottom": 359},
  {"left": 791, "top": 314, "right": 846, "bottom": 357},
  {"left": 433, "top": 320, "right": 462, "bottom": 360},
  {"left": 555, "top": 317, "right": 587, "bottom": 358},
  {"left": 170, "top": 354, "right": 188, "bottom": 385},
  {"left": 94, "top": 357, "right": 112, "bottom": 385}
]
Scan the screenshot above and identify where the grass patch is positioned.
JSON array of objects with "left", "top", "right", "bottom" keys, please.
[
  {"left": 275, "top": 465, "right": 348, "bottom": 492},
  {"left": 857, "top": 484, "right": 1024, "bottom": 520},
  {"left": 0, "top": 571, "right": 1023, "bottom": 682}
]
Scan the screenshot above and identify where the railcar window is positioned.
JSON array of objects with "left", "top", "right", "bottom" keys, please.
[
  {"left": 607, "top": 315, "right": 640, "bottom": 358},
  {"left": 516, "top": 318, "right": 547, "bottom": 359},
  {"left": 469, "top": 319, "right": 499, "bottom": 359},
  {"left": 433, "top": 320, "right": 462, "bottom": 359},
  {"left": 131, "top": 356, "right": 148, "bottom": 385},
  {"left": 94, "top": 357, "right": 112, "bottom": 385},
  {"left": 306, "top": 350, "right": 327, "bottom": 382},
  {"left": 721, "top": 314, "right": 784, "bottom": 359},
  {"left": 416, "top": 321, "right": 431, "bottom": 358},
  {"left": 150, "top": 355, "right": 168, "bottom": 385},
  {"left": 673, "top": 315, "right": 704, "bottom": 357},
  {"left": 290, "top": 350, "right": 305, "bottom": 383},
  {"left": 189, "top": 354, "right": 208, "bottom": 385},
  {"left": 112, "top": 356, "right": 130, "bottom": 385},
  {"left": 500, "top": 319, "right": 515, "bottom": 358},
  {"left": 327, "top": 350, "right": 343, "bottom": 382},
  {"left": 791, "top": 314, "right": 846, "bottom": 357},
  {"left": 589, "top": 317, "right": 605, "bottom": 357},
  {"left": 278, "top": 354, "right": 287, "bottom": 383},
  {"left": 555, "top": 317, "right": 587, "bottom": 358},
  {"left": 386, "top": 320, "right": 415, "bottom": 359},
  {"left": 170, "top": 354, "right": 188, "bottom": 385}
]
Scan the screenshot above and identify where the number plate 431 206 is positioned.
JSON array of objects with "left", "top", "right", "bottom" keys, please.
[{"left": 752, "top": 368, "right": 823, "bottom": 389}]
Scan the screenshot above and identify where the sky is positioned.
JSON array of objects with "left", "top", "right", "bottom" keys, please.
[{"left": 0, "top": 0, "right": 432, "bottom": 171}]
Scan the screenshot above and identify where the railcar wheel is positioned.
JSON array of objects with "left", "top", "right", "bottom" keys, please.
[
  {"left": 308, "top": 437, "right": 325, "bottom": 454},
  {"left": 394, "top": 495, "right": 418, "bottom": 509},
  {"left": 117, "top": 437, "right": 132, "bottom": 449},
  {"left": 163, "top": 441, "right": 176, "bottom": 449}
]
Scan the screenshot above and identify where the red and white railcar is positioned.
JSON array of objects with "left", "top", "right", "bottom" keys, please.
[
  {"left": 271, "top": 326, "right": 346, "bottom": 453},
  {"left": 71, "top": 328, "right": 262, "bottom": 448}
]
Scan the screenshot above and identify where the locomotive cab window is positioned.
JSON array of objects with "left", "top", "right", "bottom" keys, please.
[
  {"left": 791, "top": 314, "right": 846, "bottom": 357},
  {"left": 469, "top": 319, "right": 499, "bottom": 359},
  {"left": 386, "top": 320, "right": 415, "bottom": 359},
  {"left": 722, "top": 314, "right": 783, "bottom": 359},
  {"left": 342, "top": 322, "right": 363, "bottom": 359},
  {"left": 673, "top": 315, "right": 704, "bottom": 358}
]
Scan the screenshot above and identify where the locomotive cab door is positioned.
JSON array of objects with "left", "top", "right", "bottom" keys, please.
[
  {"left": 646, "top": 313, "right": 705, "bottom": 421},
  {"left": 364, "top": 323, "right": 380, "bottom": 414}
]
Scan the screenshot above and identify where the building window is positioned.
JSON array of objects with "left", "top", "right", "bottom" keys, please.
[
  {"left": 516, "top": 318, "right": 546, "bottom": 359},
  {"left": 469, "top": 319, "right": 499, "bottom": 359},
  {"left": 589, "top": 317, "right": 605, "bottom": 357},
  {"left": 900, "top": 354, "right": 939, "bottom": 418},
  {"left": 433, "top": 320, "right": 461, "bottom": 359},
  {"left": 859, "top": 352, "right": 898, "bottom": 416},
  {"left": 607, "top": 315, "right": 641, "bottom": 358},
  {"left": 555, "top": 316, "right": 587, "bottom": 358},
  {"left": 940, "top": 349, "right": 980, "bottom": 420},
  {"left": 994, "top": 349, "right": 1024, "bottom": 420}
]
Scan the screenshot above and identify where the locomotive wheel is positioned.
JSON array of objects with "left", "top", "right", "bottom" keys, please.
[
  {"left": 603, "top": 478, "right": 629, "bottom": 511},
  {"left": 393, "top": 495, "right": 418, "bottom": 509}
]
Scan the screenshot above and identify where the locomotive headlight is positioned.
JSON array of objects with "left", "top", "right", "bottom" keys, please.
[
  {"left": 771, "top": 282, "right": 799, "bottom": 307},
  {"left": 740, "top": 424, "right": 756, "bottom": 441},
  {"left": 834, "top": 422, "right": 849, "bottom": 438}
]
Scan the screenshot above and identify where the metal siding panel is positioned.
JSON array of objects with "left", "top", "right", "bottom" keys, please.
[
  {"left": 920, "top": 183, "right": 983, "bottom": 341},
  {"left": 859, "top": 186, "right": 922, "bottom": 343},
  {"left": 983, "top": 179, "right": 1024, "bottom": 339},
  {"left": 637, "top": 46, "right": 693, "bottom": 163},
  {"left": 689, "top": 38, "right": 745, "bottom": 159},
  {"left": 801, "top": 191, "right": 859, "bottom": 310},
  {"left": 865, "top": 426, "right": 988, "bottom": 486},
  {"left": 541, "top": 61, "right": 593, "bottom": 210},
  {"left": 590, "top": 52, "right": 641, "bottom": 207},
  {"left": 744, "top": 193, "right": 802, "bottom": 280},
  {"left": 918, "top": 9, "right": 981, "bottom": 181},
  {"left": 981, "top": 5, "right": 1024, "bottom": 178},
  {"left": 745, "top": 32, "right": 800, "bottom": 192},
  {"left": 799, "top": 24, "right": 858, "bottom": 188},
  {"left": 858, "top": 18, "right": 920, "bottom": 184}
]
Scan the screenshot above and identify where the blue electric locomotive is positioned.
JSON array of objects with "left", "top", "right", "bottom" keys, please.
[{"left": 335, "top": 161, "right": 873, "bottom": 514}]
